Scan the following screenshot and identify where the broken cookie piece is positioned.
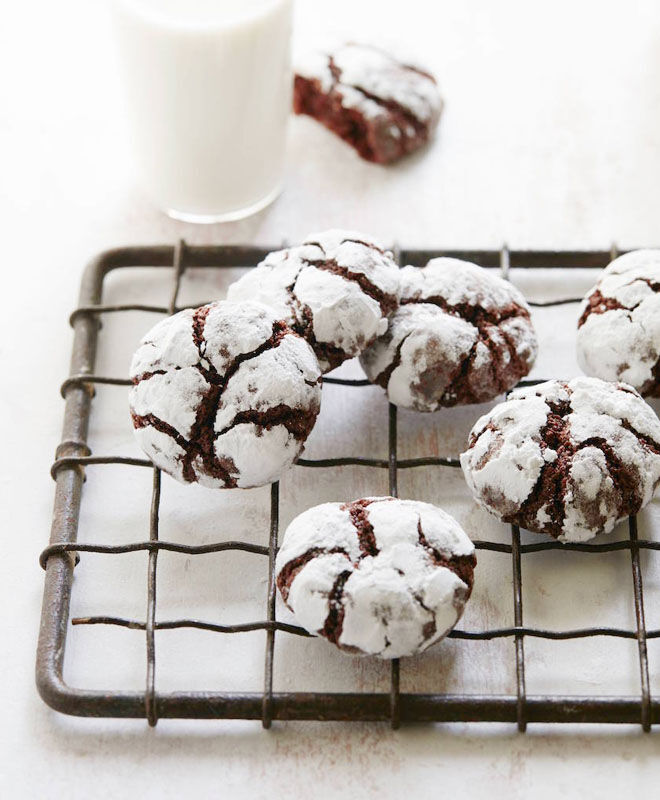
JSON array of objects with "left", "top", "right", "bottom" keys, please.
[{"left": 294, "top": 43, "right": 442, "bottom": 164}]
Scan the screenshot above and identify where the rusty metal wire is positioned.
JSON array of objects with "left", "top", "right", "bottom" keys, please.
[{"left": 37, "top": 243, "right": 658, "bottom": 729}]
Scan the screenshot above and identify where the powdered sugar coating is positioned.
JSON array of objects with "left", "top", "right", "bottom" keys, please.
[
  {"left": 129, "top": 300, "right": 321, "bottom": 489},
  {"left": 276, "top": 497, "right": 476, "bottom": 658},
  {"left": 461, "top": 377, "right": 660, "bottom": 542},
  {"left": 295, "top": 43, "right": 442, "bottom": 163},
  {"left": 577, "top": 249, "right": 660, "bottom": 396},
  {"left": 360, "top": 258, "right": 538, "bottom": 411},
  {"left": 227, "top": 230, "right": 400, "bottom": 372}
]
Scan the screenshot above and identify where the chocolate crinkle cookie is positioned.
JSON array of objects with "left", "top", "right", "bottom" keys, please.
[
  {"left": 461, "top": 377, "right": 660, "bottom": 543},
  {"left": 360, "top": 258, "right": 538, "bottom": 411},
  {"left": 276, "top": 497, "right": 476, "bottom": 658},
  {"left": 227, "top": 230, "right": 400, "bottom": 373},
  {"left": 294, "top": 43, "right": 442, "bottom": 164},
  {"left": 129, "top": 301, "right": 321, "bottom": 489},
  {"left": 577, "top": 249, "right": 660, "bottom": 396}
]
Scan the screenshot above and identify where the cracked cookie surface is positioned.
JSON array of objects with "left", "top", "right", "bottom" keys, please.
[
  {"left": 460, "top": 377, "right": 660, "bottom": 542},
  {"left": 293, "top": 43, "right": 442, "bottom": 163},
  {"left": 227, "top": 230, "right": 400, "bottom": 373},
  {"left": 129, "top": 300, "right": 322, "bottom": 489},
  {"left": 577, "top": 249, "right": 660, "bottom": 396},
  {"left": 275, "top": 497, "right": 476, "bottom": 658},
  {"left": 360, "top": 258, "right": 537, "bottom": 410}
]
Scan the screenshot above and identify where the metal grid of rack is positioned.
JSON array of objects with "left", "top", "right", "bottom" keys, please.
[{"left": 37, "top": 243, "right": 659, "bottom": 730}]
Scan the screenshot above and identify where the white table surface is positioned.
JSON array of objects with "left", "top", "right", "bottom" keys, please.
[{"left": 3, "top": 0, "right": 660, "bottom": 797}]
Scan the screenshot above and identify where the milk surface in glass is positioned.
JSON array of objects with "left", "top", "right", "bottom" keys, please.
[{"left": 112, "top": 0, "right": 293, "bottom": 222}]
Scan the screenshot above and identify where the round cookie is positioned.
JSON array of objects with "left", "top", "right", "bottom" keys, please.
[
  {"left": 227, "top": 230, "right": 400, "bottom": 373},
  {"left": 360, "top": 258, "right": 538, "bottom": 410},
  {"left": 460, "top": 377, "right": 660, "bottom": 542},
  {"left": 577, "top": 249, "right": 660, "bottom": 396},
  {"left": 129, "top": 300, "right": 322, "bottom": 489},
  {"left": 275, "top": 497, "right": 476, "bottom": 658}
]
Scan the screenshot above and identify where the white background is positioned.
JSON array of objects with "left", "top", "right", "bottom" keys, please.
[{"left": 2, "top": 0, "right": 660, "bottom": 797}]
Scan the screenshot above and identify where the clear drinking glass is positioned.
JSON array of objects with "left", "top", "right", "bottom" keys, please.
[{"left": 112, "top": 0, "right": 293, "bottom": 222}]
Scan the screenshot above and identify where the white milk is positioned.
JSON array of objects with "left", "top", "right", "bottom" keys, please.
[{"left": 112, "top": 0, "right": 293, "bottom": 222}]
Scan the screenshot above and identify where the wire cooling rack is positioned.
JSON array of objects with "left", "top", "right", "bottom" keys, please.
[{"left": 37, "top": 243, "right": 659, "bottom": 730}]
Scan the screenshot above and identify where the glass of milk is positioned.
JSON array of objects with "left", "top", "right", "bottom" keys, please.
[{"left": 112, "top": 0, "right": 293, "bottom": 222}]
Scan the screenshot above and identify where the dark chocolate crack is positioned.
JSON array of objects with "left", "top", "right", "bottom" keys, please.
[
  {"left": 638, "top": 277, "right": 660, "bottom": 291},
  {"left": 214, "top": 403, "right": 319, "bottom": 441},
  {"left": 192, "top": 304, "right": 212, "bottom": 357},
  {"left": 322, "top": 570, "right": 353, "bottom": 644},
  {"left": 470, "top": 424, "right": 503, "bottom": 471},
  {"left": 302, "top": 241, "right": 324, "bottom": 253},
  {"left": 578, "top": 289, "right": 630, "bottom": 328},
  {"left": 302, "top": 256, "right": 398, "bottom": 317},
  {"left": 131, "top": 411, "right": 191, "bottom": 456},
  {"left": 577, "top": 437, "right": 642, "bottom": 514},
  {"left": 282, "top": 263, "right": 307, "bottom": 315},
  {"left": 132, "top": 368, "right": 168, "bottom": 385},
  {"left": 436, "top": 332, "right": 483, "bottom": 406},
  {"left": 341, "top": 497, "right": 380, "bottom": 557},
  {"left": 619, "top": 420, "right": 660, "bottom": 455},
  {"left": 294, "top": 301, "right": 349, "bottom": 371},
  {"left": 467, "top": 418, "right": 498, "bottom": 450},
  {"left": 131, "top": 407, "right": 239, "bottom": 487},
  {"left": 416, "top": 518, "right": 476, "bottom": 595},
  {"left": 411, "top": 589, "right": 438, "bottom": 642},
  {"left": 401, "top": 294, "right": 530, "bottom": 329},
  {"left": 502, "top": 389, "right": 575, "bottom": 533},
  {"left": 340, "top": 237, "right": 387, "bottom": 256},
  {"left": 508, "top": 413, "right": 572, "bottom": 533},
  {"left": 578, "top": 277, "right": 660, "bottom": 328},
  {"left": 276, "top": 546, "right": 351, "bottom": 604},
  {"left": 275, "top": 543, "right": 355, "bottom": 647},
  {"left": 278, "top": 263, "right": 353, "bottom": 370},
  {"left": 372, "top": 330, "right": 412, "bottom": 389},
  {"left": 438, "top": 327, "right": 508, "bottom": 407},
  {"left": 499, "top": 324, "right": 527, "bottom": 378}
]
